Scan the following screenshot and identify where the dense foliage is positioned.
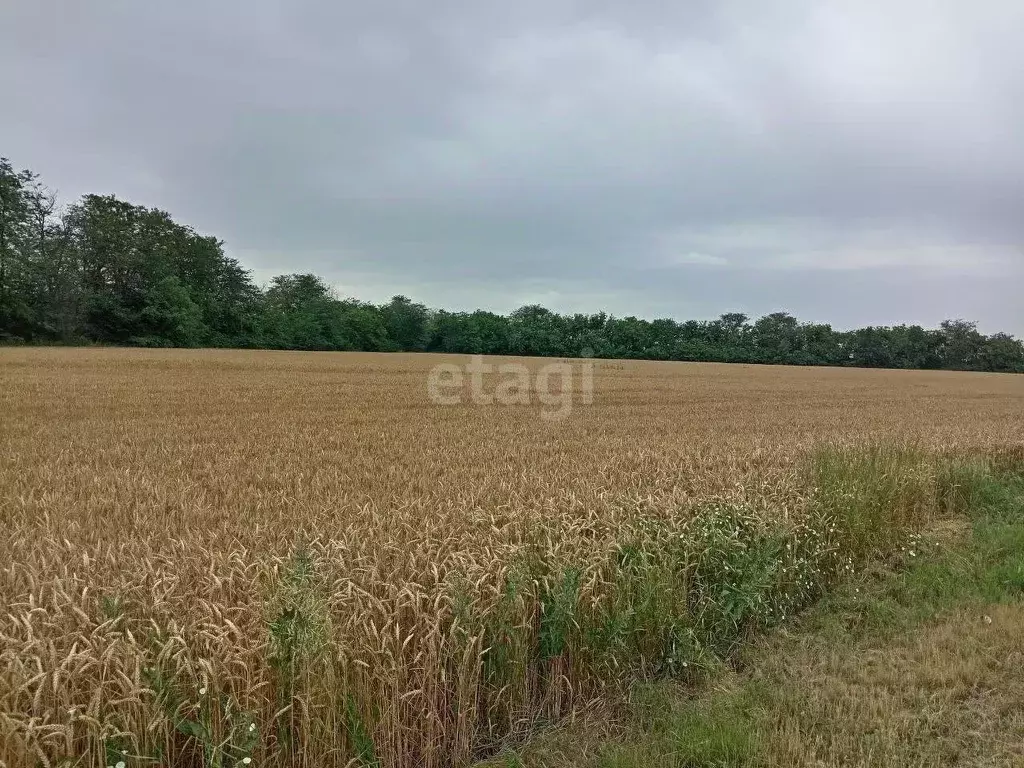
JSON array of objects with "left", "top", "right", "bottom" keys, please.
[{"left": 2, "top": 156, "right": 1021, "bottom": 371}]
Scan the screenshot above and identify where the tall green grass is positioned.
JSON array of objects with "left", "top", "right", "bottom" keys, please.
[
  {"left": 488, "top": 450, "right": 1024, "bottom": 768},
  {"left": 461, "top": 444, "right": 1009, "bottom": 762},
  {"left": 497, "top": 446, "right": 1011, "bottom": 737}
]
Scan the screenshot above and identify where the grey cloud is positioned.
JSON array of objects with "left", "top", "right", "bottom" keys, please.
[{"left": 2, "top": 0, "right": 1022, "bottom": 334}]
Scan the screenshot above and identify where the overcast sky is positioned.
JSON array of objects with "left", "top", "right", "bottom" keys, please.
[{"left": 2, "top": 1, "right": 1023, "bottom": 333}]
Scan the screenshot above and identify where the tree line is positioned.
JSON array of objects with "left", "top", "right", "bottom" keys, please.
[{"left": 2, "top": 155, "right": 1022, "bottom": 372}]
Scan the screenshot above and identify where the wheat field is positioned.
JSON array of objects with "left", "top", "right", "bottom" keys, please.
[{"left": 2, "top": 348, "right": 1022, "bottom": 768}]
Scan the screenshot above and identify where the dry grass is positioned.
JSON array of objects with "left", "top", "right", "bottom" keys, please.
[
  {"left": 755, "top": 602, "right": 1024, "bottom": 767},
  {"left": 534, "top": 604, "right": 1024, "bottom": 768},
  {"left": 1, "top": 348, "right": 1022, "bottom": 768}
]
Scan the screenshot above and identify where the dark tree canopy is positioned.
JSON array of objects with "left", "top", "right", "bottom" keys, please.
[{"left": 1, "top": 155, "right": 1021, "bottom": 373}]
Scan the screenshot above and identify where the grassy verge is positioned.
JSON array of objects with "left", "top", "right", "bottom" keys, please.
[{"left": 483, "top": 458, "right": 1024, "bottom": 767}]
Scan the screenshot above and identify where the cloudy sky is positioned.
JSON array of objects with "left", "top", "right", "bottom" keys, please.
[{"left": 2, "top": 1, "right": 1023, "bottom": 333}]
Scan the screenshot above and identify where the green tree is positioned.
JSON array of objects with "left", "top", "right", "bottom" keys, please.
[
  {"left": 428, "top": 310, "right": 483, "bottom": 354},
  {"left": 509, "top": 305, "right": 563, "bottom": 357},
  {"left": 65, "top": 195, "right": 181, "bottom": 343},
  {"left": 138, "top": 275, "right": 204, "bottom": 346},
  {"left": 334, "top": 300, "right": 390, "bottom": 351},
  {"left": 938, "top": 319, "right": 986, "bottom": 371},
  {"left": 0, "top": 158, "right": 36, "bottom": 339},
  {"left": 1, "top": 152, "right": 1022, "bottom": 373},
  {"left": 381, "top": 295, "right": 429, "bottom": 351},
  {"left": 979, "top": 332, "right": 1024, "bottom": 373},
  {"left": 261, "top": 273, "right": 337, "bottom": 349},
  {"left": 751, "top": 312, "right": 801, "bottom": 364}
]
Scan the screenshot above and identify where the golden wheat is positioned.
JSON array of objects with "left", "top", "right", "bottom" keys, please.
[{"left": 1, "top": 348, "right": 1022, "bottom": 768}]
